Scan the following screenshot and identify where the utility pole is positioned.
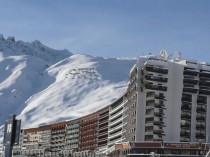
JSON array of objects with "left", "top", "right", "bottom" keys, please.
[{"left": 3, "top": 114, "right": 21, "bottom": 157}]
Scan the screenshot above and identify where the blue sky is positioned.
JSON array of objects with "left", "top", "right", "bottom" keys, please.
[{"left": 0, "top": 0, "right": 210, "bottom": 61}]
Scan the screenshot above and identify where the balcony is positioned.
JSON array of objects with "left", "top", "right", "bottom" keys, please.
[
  {"left": 200, "top": 86, "right": 210, "bottom": 90},
  {"left": 146, "top": 93, "right": 166, "bottom": 101},
  {"left": 196, "top": 124, "right": 205, "bottom": 130},
  {"left": 183, "top": 78, "right": 198, "bottom": 85},
  {"left": 153, "top": 129, "right": 165, "bottom": 135},
  {"left": 199, "top": 72, "right": 210, "bottom": 78},
  {"left": 181, "top": 104, "right": 191, "bottom": 111},
  {"left": 99, "top": 113, "right": 109, "bottom": 120},
  {"left": 145, "top": 84, "right": 167, "bottom": 91},
  {"left": 154, "top": 121, "right": 165, "bottom": 127},
  {"left": 196, "top": 115, "right": 206, "bottom": 121},
  {"left": 145, "top": 135, "right": 153, "bottom": 141},
  {"left": 183, "top": 70, "right": 199, "bottom": 76},
  {"left": 196, "top": 107, "right": 206, "bottom": 113},
  {"left": 197, "top": 96, "right": 207, "bottom": 104},
  {"left": 196, "top": 133, "right": 205, "bottom": 139},
  {"left": 199, "top": 80, "right": 210, "bottom": 86},
  {"left": 145, "top": 66, "right": 168, "bottom": 74},
  {"left": 180, "top": 132, "right": 190, "bottom": 138},
  {"left": 145, "top": 75, "right": 168, "bottom": 83},
  {"left": 183, "top": 87, "right": 198, "bottom": 94},
  {"left": 199, "top": 89, "right": 210, "bottom": 95},
  {"left": 145, "top": 129, "right": 153, "bottom": 135},
  {"left": 153, "top": 137, "right": 163, "bottom": 141},
  {"left": 154, "top": 112, "right": 164, "bottom": 118},
  {"left": 145, "top": 120, "right": 154, "bottom": 126},
  {"left": 180, "top": 137, "right": 190, "bottom": 142},
  {"left": 155, "top": 95, "right": 166, "bottom": 101},
  {"left": 181, "top": 94, "right": 192, "bottom": 102},
  {"left": 146, "top": 100, "right": 165, "bottom": 109},
  {"left": 181, "top": 122, "right": 191, "bottom": 129},
  {"left": 196, "top": 130, "right": 205, "bottom": 134},
  {"left": 181, "top": 112, "right": 191, "bottom": 120},
  {"left": 154, "top": 103, "right": 166, "bottom": 109},
  {"left": 146, "top": 112, "right": 154, "bottom": 118}
]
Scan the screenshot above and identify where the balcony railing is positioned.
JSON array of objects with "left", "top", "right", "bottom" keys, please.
[
  {"left": 145, "top": 84, "right": 167, "bottom": 91},
  {"left": 183, "top": 70, "right": 198, "bottom": 76},
  {"left": 155, "top": 95, "right": 166, "bottom": 101},
  {"left": 196, "top": 116, "right": 206, "bottom": 121},
  {"left": 154, "top": 121, "right": 165, "bottom": 127},
  {"left": 180, "top": 137, "right": 190, "bottom": 142},
  {"left": 199, "top": 72, "right": 210, "bottom": 78},
  {"left": 145, "top": 66, "right": 168, "bottom": 74},
  {"left": 199, "top": 80, "right": 210, "bottom": 86},
  {"left": 196, "top": 133, "right": 205, "bottom": 139},
  {"left": 199, "top": 89, "right": 210, "bottom": 95},
  {"left": 197, "top": 97, "right": 207, "bottom": 104},
  {"left": 181, "top": 112, "right": 191, "bottom": 119},
  {"left": 146, "top": 93, "right": 166, "bottom": 101},
  {"left": 183, "top": 79, "right": 198, "bottom": 85},
  {"left": 145, "top": 75, "right": 168, "bottom": 83},
  {"left": 181, "top": 95, "right": 192, "bottom": 102},
  {"left": 180, "top": 132, "right": 190, "bottom": 138},
  {"left": 153, "top": 129, "right": 165, "bottom": 135},
  {"left": 154, "top": 103, "right": 166, "bottom": 109},
  {"left": 154, "top": 112, "right": 164, "bottom": 118},
  {"left": 181, "top": 105, "right": 191, "bottom": 111},
  {"left": 181, "top": 123, "right": 191, "bottom": 129},
  {"left": 196, "top": 107, "right": 206, "bottom": 113},
  {"left": 183, "top": 88, "right": 198, "bottom": 94},
  {"left": 196, "top": 124, "right": 205, "bottom": 130}
]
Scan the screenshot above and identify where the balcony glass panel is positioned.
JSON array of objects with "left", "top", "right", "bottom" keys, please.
[
  {"left": 145, "top": 84, "right": 167, "bottom": 91},
  {"left": 181, "top": 104, "right": 191, "bottom": 111},
  {"left": 196, "top": 116, "right": 206, "bottom": 121},
  {"left": 155, "top": 94, "right": 166, "bottom": 101},
  {"left": 182, "top": 93, "right": 192, "bottom": 102},
  {"left": 145, "top": 66, "right": 168, "bottom": 74},
  {"left": 183, "top": 88, "right": 198, "bottom": 94},
  {"left": 154, "top": 112, "right": 164, "bottom": 118},
  {"left": 154, "top": 103, "right": 166, "bottom": 109},
  {"left": 196, "top": 133, "right": 205, "bottom": 139},
  {"left": 181, "top": 124, "right": 191, "bottom": 129},
  {"left": 183, "top": 70, "right": 198, "bottom": 76},
  {"left": 196, "top": 107, "right": 206, "bottom": 113},
  {"left": 199, "top": 72, "right": 210, "bottom": 78},
  {"left": 199, "top": 80, "right": 210, "bottom": 86},
  {"left": 196, "top": 124, "right": 205, "bottom": 130},
  {"left": 181, "top": 112, "right": 191, "bottom": 119},
  {"left": 153, "top": 130, "right": 164, "bottom": 135},
  {"left": 180, "top": 132, "right": 190, "bottom": 137},
  {"left": 199, "top": 89, "right": 210, "bottom": 95},
  {"left": 145, "top": 75, "right": 168, "bottom": 82},
  {"left": 154, "top": 121, "right": 165, "bottom": 127},
  {"left": 197, "top": 95, "right": 207, "bottom": 104},
  {"left": 183, "top": 79, "right": 198, "bottom": 85}
]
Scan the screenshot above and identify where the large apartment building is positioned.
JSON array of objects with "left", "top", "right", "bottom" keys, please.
[
  {"left": 127, "top": 51, "right": 210, "bottom": 144},
  {"left": 16, "top": 51, "right": 210, "bottom": 156}
]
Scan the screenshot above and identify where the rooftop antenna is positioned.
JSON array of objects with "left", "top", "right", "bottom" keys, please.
[
  {"left": 158, "top": 50, "right": 168, "bottom": 60},
  {"left": 175, "top": 51, "right": 181, "bottom": 61}
]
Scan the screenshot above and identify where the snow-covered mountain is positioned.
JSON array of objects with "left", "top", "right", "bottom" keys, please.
[{"left": 0, "top": 34, "right": 136, "bottom": 149}]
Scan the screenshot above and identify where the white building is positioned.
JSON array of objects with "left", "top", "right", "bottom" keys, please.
[{"left": 126, "top": 51, "right": 210, "bottom": 143}]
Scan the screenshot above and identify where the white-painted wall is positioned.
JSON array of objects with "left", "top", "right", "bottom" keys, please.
[{"left": 132, "top": 57, "right": 210, "bottom": 142}]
